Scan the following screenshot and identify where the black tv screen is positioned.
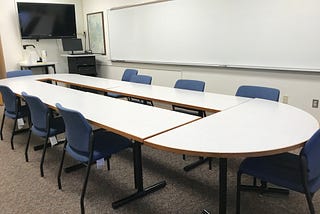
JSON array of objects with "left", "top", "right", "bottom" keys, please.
[
  {"left": 17, "top": 2, "right": 77, "bottom": 39},
  {"left": 62, "top": 38, "right": 83, "bottom": 52}
]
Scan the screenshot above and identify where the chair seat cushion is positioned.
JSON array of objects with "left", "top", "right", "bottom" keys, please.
[
  {"left": 239, "top": 153, "right": 306, "bottom": 193},
  {"left": 66, "top": 129, "right": 131, "bottom": 163}
]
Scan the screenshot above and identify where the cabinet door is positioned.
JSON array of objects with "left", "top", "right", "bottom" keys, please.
[{"left": 67, "top": 56, "right": 96, "bottom": 76}]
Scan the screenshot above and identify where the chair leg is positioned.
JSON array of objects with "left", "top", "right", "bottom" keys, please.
[
  {"left": 25, "top": 130, "right": 32, "bottom": 162},
  {"left": 236, "top": 172, "right": 242, "bottom": 214},
  {"left": 58, "top": 142, "right": 67, "bottom": 189},
  {"left": 107, "top": 158, "right": 110, "bottom": 171},
  {"left": 253, "top": 177, "right": 257, "bottom": 186},
  {"left": 81, "top": 161, "right": 92, "bottom": 214},
  {"left": 305, "top": 192, "right": 315, "bottom": 214},
  {"left": 0, "top": 112, "right": 5, "bottom": 140},
  {"left": 40, "top": 136, "right": 49, "bottom": 177},
  {"left": 10, "top": 118, "right": 18, "bottom": 150}
]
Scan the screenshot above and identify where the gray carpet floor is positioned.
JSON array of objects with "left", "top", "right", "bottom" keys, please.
[{"left": 0, "top": 106, "right": 318, "bottom": 214}]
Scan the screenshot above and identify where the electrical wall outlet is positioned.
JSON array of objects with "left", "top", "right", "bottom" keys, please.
[
  {"left": 282, "top": 95, "right": 288, "bottom": 104},
  {"left": 312, "top": 99, "right": 319, "bottom": 108}
]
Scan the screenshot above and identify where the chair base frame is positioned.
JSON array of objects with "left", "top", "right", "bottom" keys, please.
[
  {"left": 236, "top": 163, "right": 315, "bottom": 214},
  {"left": 239, "top": 183, "right": 290, "bottom": 195},
  {"left": 0, "top": 111, "right": 30, "bottom": 150},
  {"left": 25, "top": 129, "right": 64, "bottom": 177},
  {"left": 183, "top": 157, "right": 212, "bottom": 172}
]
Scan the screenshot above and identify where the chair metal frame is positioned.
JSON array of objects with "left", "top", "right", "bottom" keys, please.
[
  {"left": 56, "top": 103, "right": 131, "bottom": 214},
  {"left": 0, "top": 86, "right": 30, "bottom": 150},
  {"left": 22, "top": 92, "right": 65, "bottom": 177}
]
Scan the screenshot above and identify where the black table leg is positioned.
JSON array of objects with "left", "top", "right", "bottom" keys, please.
[
  {"left": 219, "top": 158, "right": 227, "bottom": 214},
  {"left": 52, "top": 65, "right": 56, "bottom": 74},
  {"left": 45, "top": 66, "right": 49, "bottom": 74},
  {"left": 112, "top": 141, "right": 166, "bottom": 209}
]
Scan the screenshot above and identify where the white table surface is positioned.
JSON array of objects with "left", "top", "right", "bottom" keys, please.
[
  {"left": 145, "top": 98, "right": 319, "bottom": 158},
  {"left": 0, "top": 78, "right": 199, "bottom": 141},
  {"left": 108, "top": 82, "right": 250, "bottom": 112},
  {"left": 33, "top": 74, "right": 250, "bottom": 113},
  {"left": 35, "top": 73, "right": 129, "bottom": 90},
  {"left": 61, "top": 54, "right": 96, "bottom": 58},
  {"left": 19, "top": 61, "right": 56, "bottom": 66},
  {"left": 4, "top": 74, "right": 318, "bottom": 156}
]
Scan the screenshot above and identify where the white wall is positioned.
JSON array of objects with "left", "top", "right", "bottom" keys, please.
[
  {"left": 1, "top": 0, "right": 320, "bottom": 122},
  {"left": 0, "top": 0, "right": 84, "bottom": 74},
  {"left": 82, "top": 0, "right": 320, "bottom": 121}
]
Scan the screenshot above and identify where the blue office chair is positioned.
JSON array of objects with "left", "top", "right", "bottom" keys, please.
[
  {"left": 235, "top": 85, "right": 287, "bottom": 201},
  {"left": 236, "top": 129, "right": 320, "bottom": 214},
  {"left": 122, "top": 69, "right": 138, "bottom": 81},
  {"left": 172, "top": 79, "right": 209, "bottom": 171},
  {"left": 173, "top": 79, "right": 206, "bottom": 117},
  {"left": 22, "top": 92, "right": 65, "bottom": 177},
  {"left": 55, "top": 103, "right": 131, "bottom": 214},
  {"left": 127, "top": 74, "right": 153, "bottom": 106},
  {"left": 130, "top": 74, "right": 152, "bottom": 84},
  {"left": 6, "top": 70, "right": 32, "bottom": 78},
  {"left": 236, "top": 85, "right": 280, "bottom": 101},
  {"left": 106, "top": 68, "right": 138, "bottom": 98},
  {"left": 0, "top": 86, "right": 30, "bottom": 150}
]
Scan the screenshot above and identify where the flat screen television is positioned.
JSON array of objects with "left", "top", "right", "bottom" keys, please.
[
  {"left": 62, "top": 38, "right": 83, "bottom": 54},
  {"left": 17, "top": 2, "right": 77, "bottom": 40}
]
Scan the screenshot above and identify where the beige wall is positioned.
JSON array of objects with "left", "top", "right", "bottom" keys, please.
[
  {"left": 0, "top": 0, "right": 84, "bottom": 73},
  {"left": 0, "top": 36, "right": 6, "bottom": 79},
  {"left": 1, "top": 0, "right": 320, "bottom": 122},
  {"left": 81, "top": 0, "right": 320, "bottom": 121}
]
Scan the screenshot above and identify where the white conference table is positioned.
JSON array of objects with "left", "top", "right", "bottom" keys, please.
[
  {"left": 1, "top": 74, "right": 319, "bottom": 213},
  {"left": 106, "top": 82, "right": 250, "bottom": 113},
  {"left": 145, "top": 98, "right": 319, "bottom": 213},
  {"left": 0, "top": 77, "right": 199, "bottom": 208},
  {"left": 34, "top": 73, "right": 250, "bottom": 113},
  {"left": 36, "top": 73, "right": 130, "bottom": 91}
]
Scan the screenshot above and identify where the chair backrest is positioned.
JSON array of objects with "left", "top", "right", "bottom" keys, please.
[
  {"left": 301, "top": 129, "right": 320, "bottom": 182},
  {"left": 174, "top": 79, "right": 205, "bottom": 92},
  {"left": 56, "top": 103, "right": 92, "bottom": 154},
  {"left": 236, "top": 85, "right": 280, "bottom": 101},
  {"left": 21, "top": 92, "right": 49, "bottom": 131},
  {"left": 7, "top": 70, "right": 32, "bottom": 78},
  {"left": 121, "top": 69, "right": 138, "bottom": 82},
  {"left": 130, "top": 74, "right": 152, "bottom": 85},
  {"left": 0, "top": 85, "right": 18, "bottom": 114}
]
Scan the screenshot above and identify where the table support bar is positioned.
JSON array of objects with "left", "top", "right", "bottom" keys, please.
[
  {"left": 112, "top": 180, "right": 166, "bottom": 209},
  {"left": 112, "top": 140, "right": 166, "bottom": 209}
]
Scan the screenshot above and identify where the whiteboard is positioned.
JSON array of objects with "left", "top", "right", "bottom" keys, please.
[{"left": 108, "top": 0, "right": 320, "bottom": 71}]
